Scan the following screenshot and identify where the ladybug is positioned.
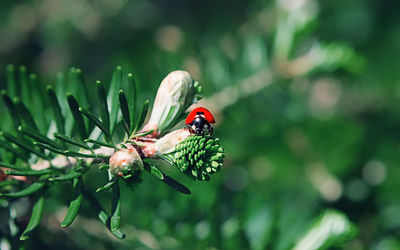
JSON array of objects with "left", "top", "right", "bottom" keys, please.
[{"left": 185, "top": 107, "right": 215, "bottom": 136}]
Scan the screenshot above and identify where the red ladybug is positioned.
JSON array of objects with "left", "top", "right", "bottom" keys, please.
[{"left": 185, "top": 107, "right": 215, "bottom": 136}]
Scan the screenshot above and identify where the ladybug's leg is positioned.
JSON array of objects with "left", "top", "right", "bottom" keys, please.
[
  {"left": 187, "top": 124, "right": 195, "bottom": 134},
  {"left": 208, "top": 126, "right": 213, "bottom": 136}
]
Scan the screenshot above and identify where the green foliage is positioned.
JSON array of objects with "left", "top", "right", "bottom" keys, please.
[
  {"left": 61, "top": 177, "right": 83, "bottom": 227},
  {"left": 19, "top": 194, "right": 45, "bottom": 241},
  {"left": 0, "top": 64, "right": 222, "bottom": 245},
  {"left": 293, "top": 210, "right": 358, "bottom": 250}
]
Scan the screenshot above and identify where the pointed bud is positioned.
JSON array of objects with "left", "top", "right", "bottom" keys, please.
[
  {"left": 109, "top": 146, "right": 143, "bottom": 177},
  {"left": 145, "top": 70, "right": 201, "bottom": 135},
  {"left": 155, "top": 129, "right": 191, "bottom": 155},
  {"left": 140, "top": 129, "right": 191, "bottom": 157}
]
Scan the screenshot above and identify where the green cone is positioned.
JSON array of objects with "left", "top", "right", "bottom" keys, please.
[{"left": 164, "top": 135, "right": 224, "bottom": 181}]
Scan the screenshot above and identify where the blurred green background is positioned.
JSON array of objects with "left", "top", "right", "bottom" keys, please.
[{"left": 1, "top": 0, "right": 400, "bottom": 249}]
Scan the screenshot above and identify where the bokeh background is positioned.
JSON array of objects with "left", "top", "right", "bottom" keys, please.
[{"left": 1, "top": 0, "right": 400, "bottom": 249}]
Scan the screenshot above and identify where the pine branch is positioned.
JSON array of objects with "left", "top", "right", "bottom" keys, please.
[{"left": 0, "top": 66, "right": 223, "bottom": 241}]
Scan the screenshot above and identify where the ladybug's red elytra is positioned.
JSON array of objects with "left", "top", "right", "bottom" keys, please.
[{"left": 185, "top": 107, "right": 215, "bottom": 136}]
